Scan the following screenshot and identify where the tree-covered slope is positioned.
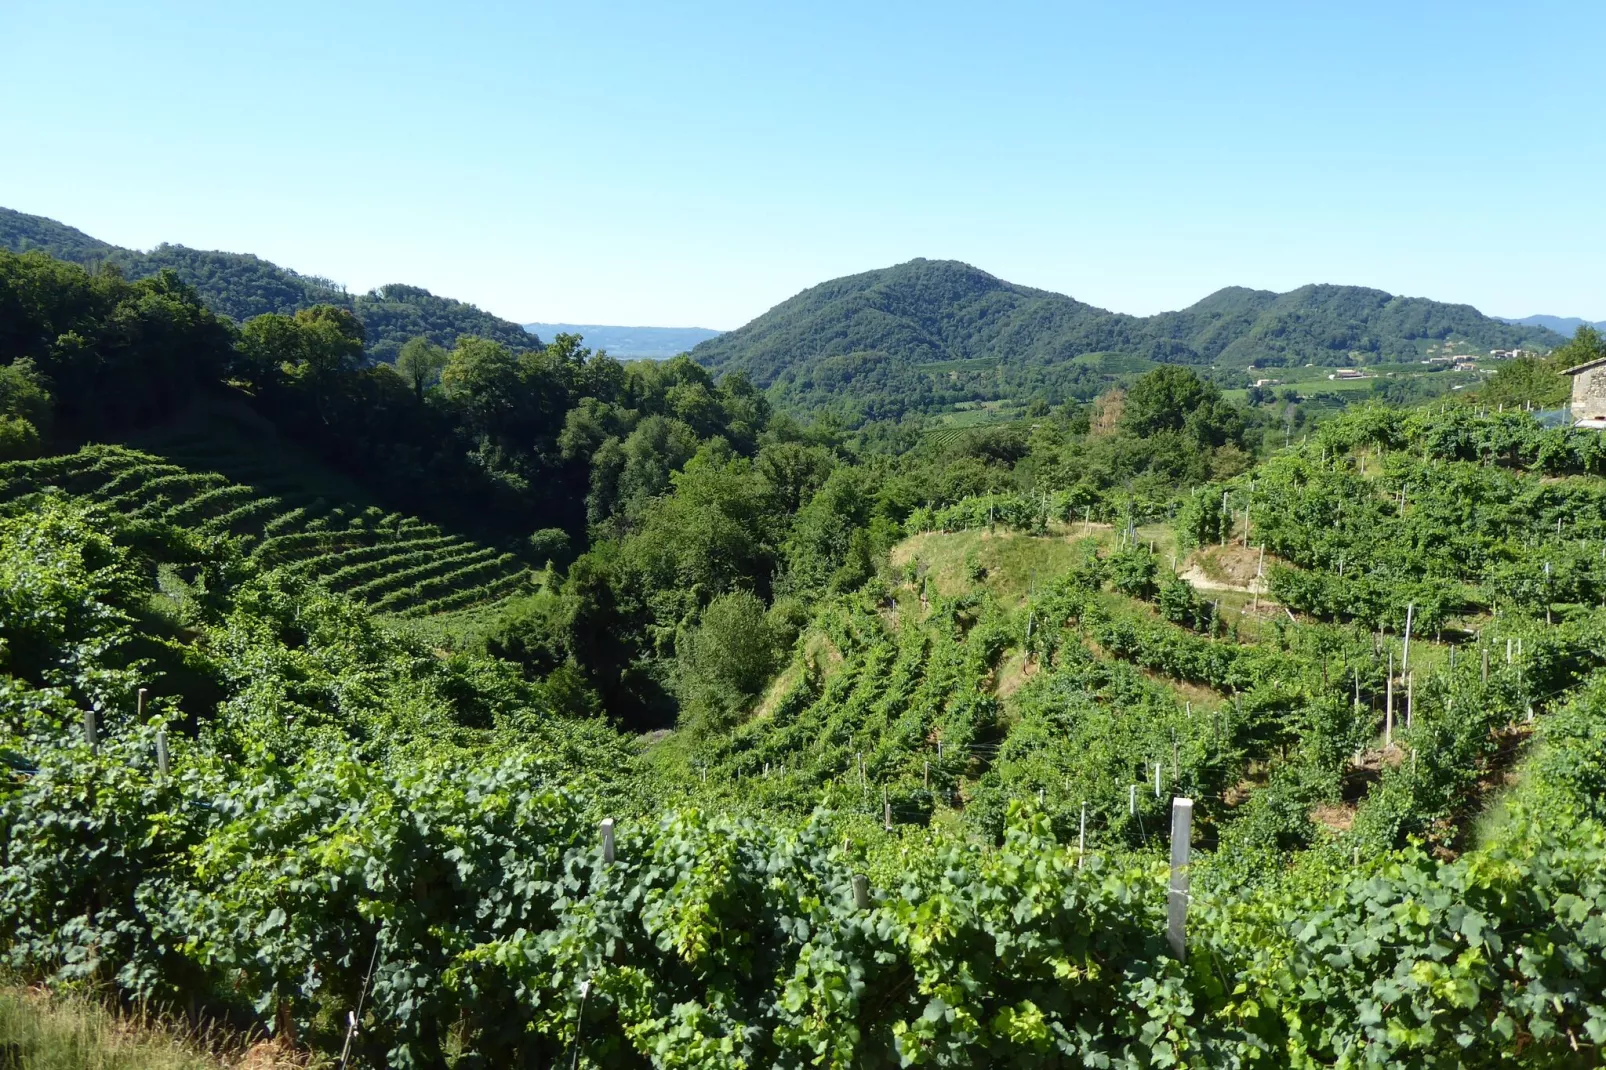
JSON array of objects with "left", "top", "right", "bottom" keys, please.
[
  {"left": 1180, "top": 283, "right": 1558, "bottom": 367},
  {"left": 0, "top": 207, "right": 533, "bottom": 359},
  {"left": 0, "top": 208, "right": 118, "bottom": 262},
  {"left": 690, "top": 259, "right": 1146, "bottom": 408},
  {"left": 692, "top": 260, "right": 1567, "bottom": 416}
]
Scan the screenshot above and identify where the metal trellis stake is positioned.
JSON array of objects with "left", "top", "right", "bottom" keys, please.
[{"left": 600, "top": 818, "right": 615, "bottom": 864}]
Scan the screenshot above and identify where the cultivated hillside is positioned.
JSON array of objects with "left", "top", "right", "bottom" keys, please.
[
  {"left": 0, "top": 207, "right": 534, "bottom": 360},
  {"left": 0, "top": 409, "right": 534, "bottom": 619},
  {"left": 692, "top": 259, "right": 1564, "bottom": 417}
]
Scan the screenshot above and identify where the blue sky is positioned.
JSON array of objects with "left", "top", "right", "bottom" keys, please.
[{"left": 2, "top": 1, "right": 1601, "bottom": 329}]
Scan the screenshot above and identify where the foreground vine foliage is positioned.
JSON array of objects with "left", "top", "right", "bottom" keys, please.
[{"left": 7, "top": 403, "right": 1606, "bottom": 1067}]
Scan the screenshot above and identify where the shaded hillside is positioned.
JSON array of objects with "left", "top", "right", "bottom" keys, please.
[
  {"left": 692, "top": 260, "right": 1565, "bottom": 417},
  {"left": 0, "top": 207, "right": 533, "bottom": 359}
]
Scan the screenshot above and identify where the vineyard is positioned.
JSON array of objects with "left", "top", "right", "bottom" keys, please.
[
  {"left": 0, "top": 439, "right": 535, "bottom": 620},
  {"left": 7, "top": 402, "right": 1606, "bottom": 1067}
]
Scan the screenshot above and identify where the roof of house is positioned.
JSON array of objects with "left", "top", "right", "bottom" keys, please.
[{"left": 1563, "top": 356, "right": 1606, "bottom": 376}]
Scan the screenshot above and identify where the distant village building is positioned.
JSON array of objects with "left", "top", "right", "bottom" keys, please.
[
  {"left": 1563, "top": 356, "right": 1606, "bottom": 426},
  {"left": 1328, "top": 368, "right": 1370, "bottom": 380}
]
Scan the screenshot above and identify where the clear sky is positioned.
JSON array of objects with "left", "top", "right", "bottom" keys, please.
[{"left": 2, "top": 1, "right": 1601, "bottom": 329}]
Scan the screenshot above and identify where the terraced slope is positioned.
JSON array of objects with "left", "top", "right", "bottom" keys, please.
[{"left": 0, "top": 443, "right": 533, "bottom": 618}]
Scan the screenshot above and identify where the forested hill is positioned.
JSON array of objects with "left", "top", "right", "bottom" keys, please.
[
  {"left": 0, "top": 207, "right": 533, "bottom": 360},
  {"left": 689, "top": 260, "right": 1147, "bottom": 419},
  {"left": 1148, "top": 283, "right": 1565, "bottom": 366},
  {"left": 691, "top": 258, "right": 1564, "bottom": 417}
]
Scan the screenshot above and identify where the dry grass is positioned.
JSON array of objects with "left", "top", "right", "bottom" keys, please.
[
  {"left": 752, "top": 658, "right": 807, "bottom": 721},
  {"left": 1188, "top": 544, "right": 1277, "bottom": 589},
  {"left": 891, "top": 529, "right": 1090, "bottom": 607},
  {"left": 991, "top": 650, "right": 1040, "bottom": 706},
  {"left": 0, "top": 985, "right": 299, "bottom": 1070},
  {"left": 1089, "top": 389, "right": 1125, "bottom": 435},
  {"left": 1310, "top": 801, "right": 1356, "bottom": 832}
]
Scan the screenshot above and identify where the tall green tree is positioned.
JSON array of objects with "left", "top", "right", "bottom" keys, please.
[{"left": 395, "top": 336, "right": 449, "bottom": 399}]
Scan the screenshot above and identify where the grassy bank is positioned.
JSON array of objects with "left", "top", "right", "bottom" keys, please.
[{"left": 0, "top": 986, "right": 286, "bottom": 1070}]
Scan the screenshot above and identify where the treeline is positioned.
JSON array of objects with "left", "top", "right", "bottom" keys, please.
[
  {"left": 484, "top": 363, "right": 1263, "bottom": 725},
  {"left": 0, "top": 208, "right": 536, "bottom": 356}
]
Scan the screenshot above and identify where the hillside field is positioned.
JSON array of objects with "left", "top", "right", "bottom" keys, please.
[{"left": 0, "top": 407, "right": 535, "bottom": 621}]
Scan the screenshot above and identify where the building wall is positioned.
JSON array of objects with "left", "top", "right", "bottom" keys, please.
[{"left": 1572, "top": 367, "right": 1606, "bottom": 421}]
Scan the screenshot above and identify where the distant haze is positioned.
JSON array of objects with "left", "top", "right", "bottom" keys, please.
[
  {"left": 524, "top": 323, "right": 723, "bottom": 359},
  {"left": 1502, "top": 315, "right": 1606, "bottom": 336}
]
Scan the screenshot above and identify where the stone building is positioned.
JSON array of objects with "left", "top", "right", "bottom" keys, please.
[{"left": 1564, "top": 356, "right": 1606, "bottom": 424}]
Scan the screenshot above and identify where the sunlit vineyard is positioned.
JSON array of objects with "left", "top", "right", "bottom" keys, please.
[
  {"left": 9, "top": 401, "right": 1606, "bottom": 1067},
  {"left": 0, "top": 442, "right": 534, "bottom": 618}
]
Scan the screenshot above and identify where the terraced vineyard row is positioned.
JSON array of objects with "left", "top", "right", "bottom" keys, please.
[{"left": 0, "top": 443, "right": 533, "bottom": 617}]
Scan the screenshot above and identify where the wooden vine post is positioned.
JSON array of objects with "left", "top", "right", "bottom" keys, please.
[{"left": 600, "top": 818, "right": 615, "bottom": 864}]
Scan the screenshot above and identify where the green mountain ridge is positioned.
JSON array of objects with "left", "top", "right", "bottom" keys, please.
[
  {"left": 0, "top": 207, "right": 534, "bottom": 360},
  {"left": 693, "top": 259, "right": 1565, "bottom": 417}
]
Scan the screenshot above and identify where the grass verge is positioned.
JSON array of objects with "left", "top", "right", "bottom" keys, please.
[{"left": 0, "top": 985, "right": 292, "bottom": 1070}]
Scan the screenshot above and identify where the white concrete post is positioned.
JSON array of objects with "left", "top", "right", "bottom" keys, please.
[{"left": 1167, "top": 798, "right": 1193, "bottom": 958}]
